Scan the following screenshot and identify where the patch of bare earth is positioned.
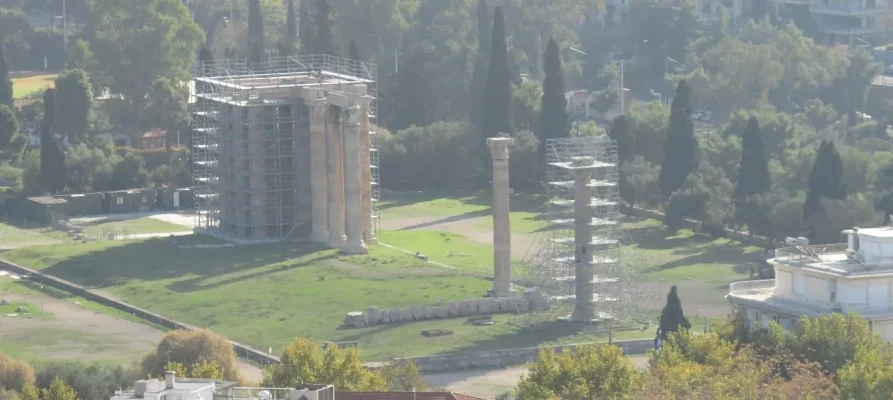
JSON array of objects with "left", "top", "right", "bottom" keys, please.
[
  {"left": 0, "top": 281, "right": 262, "bottom": 381},
  {"left": 380, "top": 216, "right": 537, "bottom": 258}
]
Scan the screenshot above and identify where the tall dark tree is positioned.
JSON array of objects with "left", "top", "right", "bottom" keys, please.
[
  {"left": 482, "top": 6, "right": 512, "bottom": 145},
  {"left": 348, "top": 40, "right": 359, "bottom": 61},
  {"left": 469, "top": 56, "right": 487, "bottom": 126},
  {"left": 247, "top": 0, "right": 265, "bottom": 65},
  {"left": 659, "top": 80, "right": 698, "bottom": 202},
  {"left": 803, "top": 140, "right": 846, "bottom": 220},
  {"left": 54, "top": 69, "right": 94, "bottom": 143},
  {"left": 0, "top": 36, "right": 12, "bottom": 109},
  {"left": 658, "top": 285, "right": 691, "bottom": 341},
  {"left": 875, "top": 161, "right": 893, "bottom": 222},
  {"left": 476, "top": 0, "right": 491, "bottom": 59},
  {"left": 733, "top": 117, "right": 770, "bottom": 203},
  {"left": 198, "top": 46, "right": 214, "bottom": 76},
  {"left": 280, "top": 0, "right": 298, "bottom": 56},
  {"left": 608, "top": 115, "right": 633, "bottom": 164},
  {"left": 390, "top": 50, "right": 440, "bottom": 131},
  {"left": 39, "top": 88, "right": 65, "bottom": 194},
  {"left": 298, "top": 0, "right": 312, "bottom": 50},
  {"left": 0, "top": 104, "right": 17, "bottom": 149},
  {"left": 307, "top": 0, "right": 337, "bottom": 56},
  {"left": 538, "top": 37, "right": 568, "bottom": 158}
]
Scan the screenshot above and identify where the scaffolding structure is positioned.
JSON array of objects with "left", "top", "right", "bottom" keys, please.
[
  {"left": 190, "top": 55, "right": 379, "bottom": 242},
  {"left": 521, "top": 136, "right": 646, "bottom": 322}
]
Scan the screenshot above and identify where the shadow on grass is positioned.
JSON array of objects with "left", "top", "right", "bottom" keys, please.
[
  {"left": 431, "top": 320, "right": 588, "bottom": 355},
  {"left": 397, "top": 209, "right": 492, "bottom": 231},
  {"left": 33, "top": 237, "right": 329, "bottom": 293}
]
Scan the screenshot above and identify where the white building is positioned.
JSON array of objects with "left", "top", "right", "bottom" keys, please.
[
  {"left": 775, "top": 0, "right": 890, "bottom": 46},
  {"left": 727, "top": 226, "right": 893, "bottom": 339},
  {"left": 111, "top": 372, "right": 220, "bottom": 400}
]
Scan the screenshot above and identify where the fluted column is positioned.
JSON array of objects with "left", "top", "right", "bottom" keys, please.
[
  {"left": 359, "top": 96, "right": 375, "bottom": 244},
  {"left": 571, "top": 156, "right": 596, "bottom": 323},
  {"left": 341, "top": 105, "right": 367, "bottom": 254},
  {"left": 326, "top": 105, "right": 346, "bottom": 247},
  {"left": 488, "top": 137, "right": 513, "bottom": 297},
  {"left": 309, "top": 99, "right": 329, "bottom": 244}
]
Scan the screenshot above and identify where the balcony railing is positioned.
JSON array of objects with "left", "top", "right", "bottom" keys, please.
[
  {"left": 774, "top": 243, "right": 849, "bottom": 261},
  {"left": 729, "top": 279, "right": 775, "bottom": 295}
]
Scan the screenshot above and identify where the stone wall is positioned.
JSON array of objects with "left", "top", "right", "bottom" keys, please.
[
  {"left": 619, "top": 204, "right": 774, "bottom": 249},
  {"left": 345, "top": 291, "right": 550, "bottom": 328},
  {"left": 395, "top": 338, "right": 655, "bottom": 373}
]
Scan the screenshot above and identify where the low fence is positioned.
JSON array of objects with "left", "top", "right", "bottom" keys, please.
[{"left": 396, "top": 338, "right": 654, "bottom": 373}]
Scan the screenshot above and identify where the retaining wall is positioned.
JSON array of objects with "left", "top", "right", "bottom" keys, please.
[{"left": 395, "top": 338, "right": 654, "bottom": 373}]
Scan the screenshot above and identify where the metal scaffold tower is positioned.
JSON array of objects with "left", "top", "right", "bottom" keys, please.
[
  {"left": 189, "top": 55, "right": 379, "bottom": 242},
  {"left": 520, "top": 136, "right": 647, "bottom": 323}
]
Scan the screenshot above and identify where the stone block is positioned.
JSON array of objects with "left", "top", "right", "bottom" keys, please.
[
  {"left": 392, "top": 309, "right": 404, "bottom": 322},
  {"left": 479, "top": 297, "right": 498, "bottom": 314},
  {"left": 403, "top": 308, "right": 414, "bottom": 321},
  {"left": 380, "top": 309, "right": 392, "bottom": 324},
  {"left": 412, "top": 307, "right": 426, "bottom": 320},
  {"left": 497, "top": 297, "right": 510, "bottom": 312},
  {"left": 423, "top": 306, "right": 434, "bottom": 319},
  {"left": 433, "top": 307, "right": 448, "bottom": 319},
  {"left": 457, "top": 300, "right": 473, "bottom": 316},
  {"left": 367, "top": 307, "right": 382, "bottom": 325},
  {"left": 344, "top": 311, "right": 365, "bottom": 328},
  {"left": 447, "top": 302, "right": 459, "bottom": 317},
  {"left": 525, "top": 290, "right": 550, "bottom": 312}
]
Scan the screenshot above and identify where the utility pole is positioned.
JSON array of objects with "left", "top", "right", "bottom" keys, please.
[{"left": 62, "top": 0, "right": 68, "bottom": 60}]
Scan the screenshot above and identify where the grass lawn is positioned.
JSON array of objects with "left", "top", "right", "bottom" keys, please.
[
  {"left": 377, "top": 230, "right": 495, "bottom": 275},
  {"left": 12, "top": 74, "right": 56, "bottom": 99},
  {"left": 79, "top": 217, "right": 192, "bottom": 235},
  {"left": 0, "top": 222, "right": 63, "bottom": 246}
]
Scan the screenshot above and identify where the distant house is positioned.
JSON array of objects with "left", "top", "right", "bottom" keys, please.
[{"left": 141, "top": 129, "right": 168, "bottom": 150}]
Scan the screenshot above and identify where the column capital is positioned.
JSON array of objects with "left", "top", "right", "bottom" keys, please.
[
  {"left": 487, "top": 137, "right": 513, "bottom": 161},
  {"left": 309, "top": 98, "right": 328, "bottom": 119}
]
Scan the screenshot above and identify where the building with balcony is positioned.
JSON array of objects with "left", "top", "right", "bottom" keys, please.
[{"left": 727, "top": 226, "right": 893, "bottom": 339}]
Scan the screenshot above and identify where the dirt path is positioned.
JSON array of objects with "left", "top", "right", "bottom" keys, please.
[
  {"left": 380, "top": 215, "right": 538, "bottom": 259},
  {"left": 0, "top": 277, "right": 262, "bottom": 381},
  {"left": 424, "top": 355, "right": 650, "bottom": 398}
]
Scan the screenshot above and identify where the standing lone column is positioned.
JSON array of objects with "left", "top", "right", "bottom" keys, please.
[
  {"left": 341, "top": 105, "right": 367, "bottom": 254},
  {"left": 570, "top": 156, "right": 596, "bottom": 323},
  {"left": 326, "top": 105, "right": 346, "bottom": 248},
  {"left": 487, "top": 137, "right": 513, "bottom": 297},
  {"left": 309, "top": 99, "right": 329, "bottom": 244}
]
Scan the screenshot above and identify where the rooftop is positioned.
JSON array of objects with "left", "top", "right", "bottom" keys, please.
[
  {"left": 335, "top": 392, "right": 486, "bottom": 400},
  {"left": 27, "top": 196, "right": 68, "bottom": 205}
]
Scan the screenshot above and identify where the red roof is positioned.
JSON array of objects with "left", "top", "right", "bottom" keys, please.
[
  {"left": 335, "top": 392, "right": 487, "bottom": 400},
  {"left": 142, "top": 129, "right": 167, "bottom": 138}
]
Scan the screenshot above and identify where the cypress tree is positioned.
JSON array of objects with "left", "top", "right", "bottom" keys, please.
[
  {"left": 198, "top": 47, "right": 214, "bottom": 76},
  {"left": 247, "top": 0, "right": 266, "bottom": 65},
  {"left": 40, "top": 88, "right": 65, "bottom": 194},
  {"left": 803, "top": 140, "right": 846, "bottom": 219},
  {"left": 280, "top": 0, "right": 298, "bottom": 56},
  {"left": 734, "top": 117, "right": 771, "bottom": 203},
  {"left": 476, "top": 0, "right": 491, "bottom": 59},
  {"left": 608, "top": 115, "right": 633, "bottom": 164},
  {"left": 308, "top": 0, "right": 337, "bottom": 56},
  {"left": 348, "top": 40, "right": 359, "bottom": 61},
  {"left": 482, "top": 6, "right": 512, "bottom": 141},
  {"left": 538, "top": 37, "right": 568, "bottom": 158},
  {"left": 579, "top": 11, "right": 604, "bottom": 90},
  {"left": 298, "top": 0, "right": 312, "bottom": 50},
  {"left": 658, "top": 285, "right": 691, "bottom": 341},
  {"left": 659, "top": 80, "right": 698, "bottom": 202},
  {"left": 0, "top": 37, "right": 12, "bottom": 109}
]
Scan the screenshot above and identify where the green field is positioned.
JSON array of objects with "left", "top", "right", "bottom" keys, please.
[
  {"left": 78, "top": 217, "right": 192, "bottom": 236},
  {"left": 0, "top": 222, "right": 61, "bottom": 247},
  {"left": 12, "top": 74, "right": 57, "bottom": 99}
]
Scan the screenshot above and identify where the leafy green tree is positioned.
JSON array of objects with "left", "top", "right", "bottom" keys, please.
[
  {"left": 379, "top": 361, "right": 427, "bottom": 392},
  {"left": 162, "top": 360, "right": 223, "bottom": 381},
  {"left": 141, "top": 77, "right": 189, "bottom": 149},
  {"left": 298, "top": 0, "right": 311, "bottom": 50},
  {"left": 307, "top": 0, "right": 337, "bottom": 56},
  {"left": 0, "top": 104, "right": 16, "bottom": 149},
  {"left": 802, "top": 98, "right": 838, "bottom": 134},
  {"left": 734, "top": 117, "right": 770, "bottom": 203},
  {"left": 838, "top": 347, "right": 893, "bottom": 400},
  {"left": 659, "top": 80, "right": 698, "bottom": 201},
  {"left": 623, "top": 0, "right": 700, "bottom": 83},
  {"left": 53, "top": 70, "right": 93, "bottom": 143},
  {"left": 39, "top": 378, "right": 78, "bottom": 400},
  {"left": 262, "top": 338, "right": 386, "bottom": 391},
  {"left": 247, "top": 0, "right": 265, "bottom": 64},
  {"left": 64, "top": 143, "right": 118, "bottom": 192},
  {"left": 111, "top": 153, "right": 149, "bottom": 190},
  {"left": 279, "top": 0, "right": 298, "bottom": 56},
  {"left": 84, "top": 0, "right": 203, "bottom": 128},
  {"left": 836, "top": 47, "right": 882, "bottom": 125},
  {"left": 658, "top": 285, "right": 691, "bottom": 341},
  {"left": 516, "top": 344, "right": 639, "bottom": 400},
  {"left": 538, "top": 37, "right": 568, "bottom": 159},
  {"left": 140, "top": 329, "right": 242, "bottom": 383},
  {"left": 388, "top": 50, "right": 441, "bottom": 131},
  {"left": 0, "top": 36, "right": 11, "bottom": 109},
  {"left": 803, "top": 140, "right": 845, "bottom": 220},
  {"left": 620, "top": 156, "right": 659, "bottom": 208},
  {"left": 874, "top": 161, "right": 893, "bottom": 222},
  {"left": 33, "top": 362, "right": 132, "bottom": 400},
  {"left": 578, "top": 11, "right": 607, "bottom": 90},
  {"left": 608, "top": 116, "right": 633, "bottom": 164},
  {"left": 482, "top": 6, "right": 512, "bottom": 163},
  {"left": 806, "top": 197, "right": 879, "bottom": 244}
]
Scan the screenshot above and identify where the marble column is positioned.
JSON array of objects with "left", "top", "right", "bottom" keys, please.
[
  {"left": 309, "top": 99, "right": 329, "bottom": 244},
  {"left": 341, "top": 105, "right": 367, "bottom": 254},
  {"left": 326, "top": 105, "right": 346, "bottom": 248},
  {"left": 570, "top": 156, "right": 596, "bottom": 323},
  {"left": 488, "top": 137, "right": 513, "bottom": 297}
]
